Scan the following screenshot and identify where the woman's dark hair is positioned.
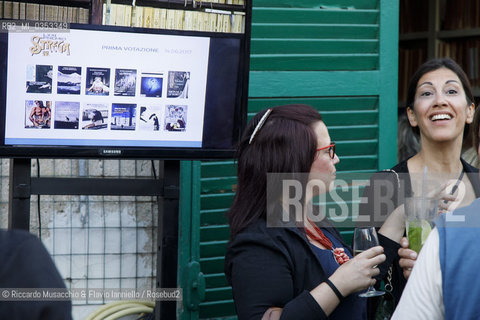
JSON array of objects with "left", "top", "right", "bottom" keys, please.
[
  {"left": 397, "top": 109, "right": 420, "bottom": 162},
  {"left": 228, "top": 104, "right": 323, "bottom": 238},
  {"left": 406, "top": 57, "right": 474, "bottom": 137},
  {"left": 472, "top": 105, "right": 480, "bottom": 152}
]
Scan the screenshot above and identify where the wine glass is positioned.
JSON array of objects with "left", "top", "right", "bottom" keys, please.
[{"left": 353, "top": 227, "right": 385, "bottom": 298}]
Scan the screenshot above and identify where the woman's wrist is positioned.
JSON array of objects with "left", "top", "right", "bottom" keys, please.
[
  {"left": 325, "top": 279, "right": 344, "bottom": 301},
  {"left": 327, "top": 274, "right": 350, "bottom": 297},
  {"left": 310, "top": 279, "right": 344, "bottom": 316}
]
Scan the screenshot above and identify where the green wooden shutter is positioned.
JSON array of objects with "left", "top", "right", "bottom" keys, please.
[{"left": 179, "top": 0, "right": 398, "bottom": 318}]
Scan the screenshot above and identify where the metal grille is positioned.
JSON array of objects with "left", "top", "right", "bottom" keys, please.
[{"left": 1, "top": 158, "right": 159, "bottom": 319}]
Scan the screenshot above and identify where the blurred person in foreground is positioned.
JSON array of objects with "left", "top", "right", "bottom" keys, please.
[{"left": 0, "top": 228, "right": 72, "bottom": 319}]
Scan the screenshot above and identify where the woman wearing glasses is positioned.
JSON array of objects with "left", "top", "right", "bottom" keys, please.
[
  {"left": 359, "top": 57, "right": 480, "bottom": 317},
  {"left": 225, "top": 104, "right": 385, "bottom": 319}
]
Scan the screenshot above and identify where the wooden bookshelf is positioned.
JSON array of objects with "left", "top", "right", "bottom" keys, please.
[
  {"left": 0, "top": 0, "right": 100, "bottom": 23},
  {"left": 399, "top": 31, "right": 429, "bottom": 42},
  {"left": 0, "top": 0, "right": 246, "bottom": 31},
  {"left": 399, "top": 0, "right": 480, "bottom": 103},
  {"left": 101, "top": 0, "right": 246, "bottom": 33}
]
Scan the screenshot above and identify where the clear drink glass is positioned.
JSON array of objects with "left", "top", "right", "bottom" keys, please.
[
  {"left": 404, "top": 197, "right": 438, "bottom": 253},
  {"left": 353, "top": 227, "right": 385, "bottom": 298}
]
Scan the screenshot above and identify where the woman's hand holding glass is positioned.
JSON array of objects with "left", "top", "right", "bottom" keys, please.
[
  {"left": 398, "top": 237, "right": 418, "bottom": 279},
  {"left": 352, "top": 227, "right": 386, "bottom": 297},
  {"left": 328, "top": 245, "right": 385, "bottom": 298}
]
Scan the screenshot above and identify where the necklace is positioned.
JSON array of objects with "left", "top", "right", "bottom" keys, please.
[
  {"left": 305, "top": 218, "right": 350, "bottom": 265},
  {"left": 451, "top": 168, "right": 464, "bottom": 195}
]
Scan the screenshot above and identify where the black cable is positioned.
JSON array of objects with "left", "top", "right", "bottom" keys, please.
[
  {"left": 36, "top": 158, "right": 41, "bottom": 239},
  {"left": 151, "top": 160, "right": 157, "bottom": 180}
]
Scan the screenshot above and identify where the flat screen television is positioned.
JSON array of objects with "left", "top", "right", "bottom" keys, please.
[{"left": 0, "top": 19, "right": 250, "bottom": 159}]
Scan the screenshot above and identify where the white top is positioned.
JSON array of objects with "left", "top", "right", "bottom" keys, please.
[{"left": 391, "top": 228, "right": 444, "bottom": 320}]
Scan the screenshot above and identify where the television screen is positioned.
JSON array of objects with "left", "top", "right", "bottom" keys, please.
[{"left": 0, "top": 22, "right": 249, "bottom": 159}]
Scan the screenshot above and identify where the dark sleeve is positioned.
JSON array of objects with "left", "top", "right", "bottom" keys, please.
[
  {"left": 358, "top": 171, "right": 403, "bottom": 281},
  {"left": 375, "top": 233, "right": 401, "bottom": 281},
  {"left": 0, "top": 230, "right": 72, "bottom": 320},
  {"left": 227, "top": 235, "right": 327, "bottom": 320},
  {"left": 461, "top": 158, "right": 480, "bottom": 197}
]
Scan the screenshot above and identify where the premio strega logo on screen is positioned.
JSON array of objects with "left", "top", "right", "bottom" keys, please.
[{"left": 30, "top": 34, "right": 71, "bottom": 56}]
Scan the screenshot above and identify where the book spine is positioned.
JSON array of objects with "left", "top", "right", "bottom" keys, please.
[
  {"left": 183, "top": 10, "right": 193, "bottom": 30},
  {"left": 102, "top": 2, "right": 105, "bottom": 24},
  {"left": 207, "top": 12, "right": 216, "bottom": 32},
  {"left": 201, "top": 11, "right": 208, "bottom": 31},
  {"left": 19, "top": 1, "right": 25, "bottom": 20},
  {"left": 117, "top": 4, "right": 127, "bottom": 26},
  {"left": 232, "top": 13, "right": 240, "bottom": 33},
  {"left": 26, "top": 3, "right": 39, "bottom": 21},
  {"left": 159, "top": 8, "right": 167, "bottom": 29},
  {"left": 104, "top": 0, "right": 112, "bottom": 25},
  {"left": 39, "top": 4, "right": 45, "bottom": 21},
  {"left": 11, "top": 1, "right": 19, "bottom": 19},
  {"left": 222, "top": 12, "right": 231, "bottom": 32},
  {"left": 166, "top": 8, "right": 175, "bottom": 29},
  {"left": 174, "top": 9, "right": 184, "bottom": 30},
  {"left": 3, "top": 1, "right": 12, "bottom": 19},
  {"left": 98, "top": 1, "right": 245, "bottom": 32},
  {"left": 192, "top": 10, "right": 199, "bottom": 30},
  {"left": 44, "top": 5, "right": 57, "bottom": 22},
  {"left": 143, "top": 6, "right": 153, "bottom": 28},
  {"left": 62, "top": 6, "right": 68, "bottom": 23},
  {"left": 79, "top": 8, "right": 89, "bottom": 24},
  {"left": 215, "top": 12, "right": 222, "bottom": 32},
  {"left": 152, "top": 7, "right": 161, "bottom": 28},
  {"left": 132, "top": 6, "right": 144, "bottom": 27},
  {"left": 67, "top": 6, "right": 74, "bottom": 23},
  {"left": 124, "top": 5, "right": 132, "bottom": 26},
  {"left": 73, "top": 6, "right": 79, "bottom": 23},
  {"left": 113, "top": 4, "right": 123, "bottom": 26}
]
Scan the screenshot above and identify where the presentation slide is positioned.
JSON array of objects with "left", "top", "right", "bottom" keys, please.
[{"left": 5, "top": 28, "right": 210, "bottom": 148}]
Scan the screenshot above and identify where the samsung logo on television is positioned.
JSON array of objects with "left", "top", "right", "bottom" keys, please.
[{"left": 100, "top": 149, "right": 122, "bottom": 155}]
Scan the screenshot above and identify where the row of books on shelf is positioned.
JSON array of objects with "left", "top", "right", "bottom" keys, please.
[
  {"left": 194, "top": 0, "right": 245, "bottom": 4},
  {"left": 442, "top": 0, "right": 480, "bottom": 30},
  {"left": 104, "top": 3, "right": 245, "bottom": 33},
  {"left": 438, "top": 39, "right": 480, "bottom": 87},
  {"left": 0, "top": 1, "right": 245, "bottom": 33},
  {"left": 137, "top": 0, "right": 244, "bottom": 4},
  {"left": 399, "top": 0, "right": 428, "bottom": 34},
  {"left": 0, "top": 1, "right": 89, "bottom": 23},
  {"left": 139, "top": 0, "right": 245, "bottom": 5},
  {"left": 400, "top": 0, "right": 480, "bottom": 34}
]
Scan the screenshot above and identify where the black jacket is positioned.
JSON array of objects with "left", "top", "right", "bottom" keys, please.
[
  {"left": 225, "top": 218, "right": 356, "bottom": 320},
  {"left": 0, "top": 229, "right": 72, "bottom": 320}
]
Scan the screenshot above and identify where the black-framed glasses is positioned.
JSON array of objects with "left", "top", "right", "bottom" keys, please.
[{"left": 317, "top": 142, "right": 336, "bottom": 159}]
